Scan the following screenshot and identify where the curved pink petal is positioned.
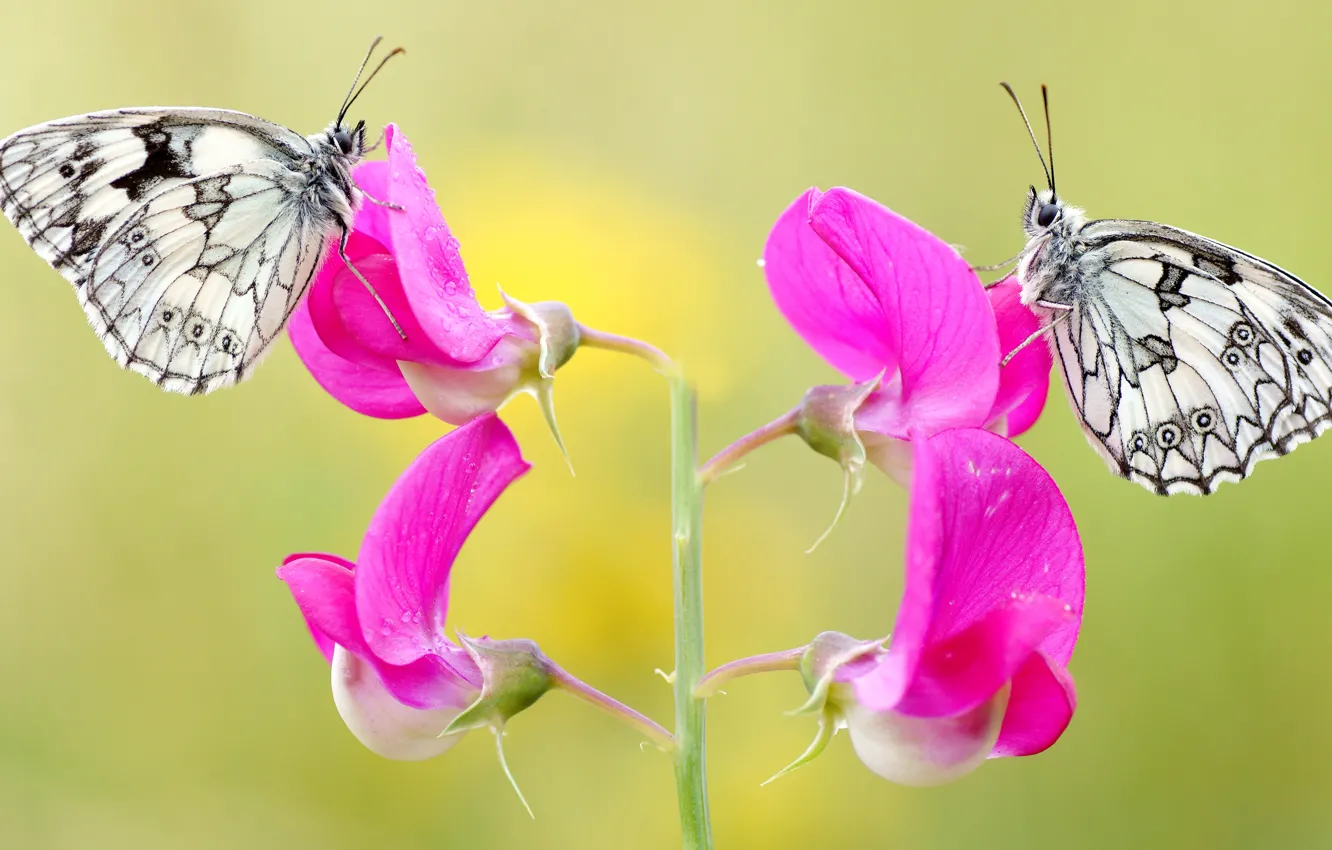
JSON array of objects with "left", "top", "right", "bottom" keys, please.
[
  {"left": 854, "top": 428, "right": 1083, "bottom": 711},
  {"left": 322, "top": 249, "right": 472, "bottom": 367},
  {"left": 289, "top": 297, "right": 426, "bottom": 419},
  {"left": 277, "top": 555, "right": 479, "bottom": 710},
  {"left": 382, "top": 124, "right": 505, "bottom": 365},
  {"left": 990, "top": 651, "right": 1076, "bottom": 758},
  {"left": 987, "top": 280, "right": 1052, "bottom": 437},
  {"left": 305, "top": 231, "right": 401, "bottom": 371},
  {"left": 278, "top": 555, "right": 361, "bottom": 663},
  {"left": 809, "top": 189, "right": 999, "bottom": 435},
  {"left": 763, "top": 188, "right": 894, "bottom": 381},
  {"left": 349, "top": 160, "right": 393, "bottom": 248},
  {"left": 361, "top": 649, "right": 480, "bottom": 711},
  {"left": 357, "top": 414, "right": 530, "bottom": 666},
  {"left": 883, "top": 594, "right": 1072, "bottom": 717},
  {"left": 922, "top": 428, "right": 1083, "bottom": 660}
]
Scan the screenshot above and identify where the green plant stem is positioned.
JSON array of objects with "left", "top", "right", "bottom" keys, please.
[
  {"left": 670, "top": 372, "right": 712, "bottom": 850},
  {"left": 578, "top": 324, "right": 675, "bottom": 374},
  {"left": 693, "top": 647, "right": 805, "bottom": 699},
  {"left": 550, "top": 667, "right": 676, "bottom": 752},
  {"left": 696, "top": 408, "right": 800, "bottom": 486}
]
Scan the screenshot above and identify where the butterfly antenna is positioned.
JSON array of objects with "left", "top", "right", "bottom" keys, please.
[
  {"left": 1041, "top": 84, "right": 1056, "bottom": 201},
  {"left": 339, "top": 46, "right": 406, "bottom": 125},
  {"left": 337, "top": 36, "right": 383, "bottom": 126},
  {"left": 999, "top": 82, "right": 1054, "bottom": 194}
]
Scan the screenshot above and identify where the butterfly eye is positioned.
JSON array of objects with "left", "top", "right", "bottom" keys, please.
[
  {"left": 1131, "top": 432, "right": 1149, "bottom": 453},
  {"left": 1231, "top": 323, "right": 1254, "bottom": 345},
  {"left": 1222, "top": 347, "right": 1243, "bottom": 368},
  {"left": 333, "top": 128, "right": 354, "bottom": 154},
  {"left": 1298, "top": 349, "right": 1315, "bottom": 365},
  {"left": 1036, "top": 203, "right": 1059, "bottom": 228}
]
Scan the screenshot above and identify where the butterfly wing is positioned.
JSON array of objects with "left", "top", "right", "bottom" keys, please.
[
  {"left": 0, "top": 108, "right": 326, "bottom": 393},
  {"left": 84, "top": 162, "right": 328, "bottom": 393},
  {"left": 1054, "top": 219, "right": 1332, "bottom": 494}
]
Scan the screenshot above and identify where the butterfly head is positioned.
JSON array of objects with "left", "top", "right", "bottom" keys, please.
[
  {"left": 1023, "top": 187, "right": 1082, "bottom": 238},
  {"left": 1001, "top": 84, "right": 1085, "bottom": 237},
  {"left": 330, "top": 120, "right": 367, "bottom": 159}
]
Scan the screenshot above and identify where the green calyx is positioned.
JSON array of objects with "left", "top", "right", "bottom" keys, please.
[{"left": 792, "top": 374, "right": 883, "bottom": 551}]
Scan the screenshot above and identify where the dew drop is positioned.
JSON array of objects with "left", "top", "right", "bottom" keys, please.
[
  {"left": 755, "top": 258, "right": 766, "bottom": 268},
  {"left": 401, "top": 611, "right": 412, "bottom": 623}
]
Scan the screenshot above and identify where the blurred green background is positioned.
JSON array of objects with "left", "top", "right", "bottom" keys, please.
[{"left": 3, "top": 1, "right": 1332, "bottom": 847}]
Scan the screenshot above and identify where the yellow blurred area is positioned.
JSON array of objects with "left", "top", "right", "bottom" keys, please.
[{"left": 5, "top": 1, "right": 1332, "bottom": 848}]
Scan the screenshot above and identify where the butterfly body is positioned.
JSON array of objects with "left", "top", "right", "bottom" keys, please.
[{"left": 1016, "top": 188, "right": 1332, "bottom": 495}]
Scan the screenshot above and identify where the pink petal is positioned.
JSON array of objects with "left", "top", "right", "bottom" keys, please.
[
  {"left": 987, "top": 280, "right": 1052, "bottom": 437},
  {"left": 277, "top": 556, "right": 479, "bottom": 710},
  {"left": 990, "top": 651, "right": 1076, "bottom": 758},
  {"left": 320, "top": 245, "right": 472, "bottom": 367},
  {"left": 853, "top": 428, "right": 1083, "bottom": 711},
  {"left": 359, "top": 647, "right": 480, "bottom": 711},
  {"left": 382, "top": 124, "right": 506, "bottom": 364},
  {"left": 882, "top": 594, "right": 1072, "bottom": 717},
  {"left": 809, "top": 189, "right": 999, "bottom": 435},
  {"left": 305, "top": 232, "right": 401, "bottom": 371},
  {"left": 356, "top": 413, "right": 530, "bottom": 666},
  {"left": 349, "top": 160, "right": 393, "bottom": 248},
  {"left": 278, "top": 555, "right": 362, "bottom": 663},
  {"left": 762, "top": 188, "right": 895, "bottom": 381},
  {"left": 921, "top": 428, "right": 1083, "bottom": 664},
  {"left": 289, "top": 297, "right": 426, "bottom": 419}
]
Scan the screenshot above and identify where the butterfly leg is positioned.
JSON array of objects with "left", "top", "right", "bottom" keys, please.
[
  {"left": 982, "top": 267, "right": 1017, "bottom": 289},
  {"left": 999, "top": 308, "right": 1071, "bottom": 367},
  {"left": 359, "top": 189, "right": 404, "bottom": 211},
  {"left": 971, "top": 248, "right": 1026, "bottom": 274},
  {"left": 339, "top": 231, "right": 409, "bottom": 340},
  {"left": 363, "top": 126, "right": 388, "bottom": 153}
]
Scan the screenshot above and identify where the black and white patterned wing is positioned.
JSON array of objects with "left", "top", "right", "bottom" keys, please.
[
  {"left": 83, "top": 161, "right": 328, "bottom": 394},
  {"left": 1056, "top": 220, "right": 1332, "bottom": 495},
  {"left": 0, "top": 108, "right": 311, "bottom": 283},
  {"left": 0, "top": 108, "right": 320, "bottom": 393}
]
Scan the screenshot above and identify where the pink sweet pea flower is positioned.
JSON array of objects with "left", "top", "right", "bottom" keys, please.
[
  {"left": 794, "top": 427, "right": 1082, "bottom": 785},
  {"left": 763, "top": 187, "right": 1051, "bottom": 481},
  {"left": 289, "top": 125, "right": 576, "bottom": 426},
  {"left": 278, "top": 413, "right": 530, "bottom": 760}
]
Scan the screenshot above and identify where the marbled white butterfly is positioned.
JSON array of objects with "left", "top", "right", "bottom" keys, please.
[
  {"left": 0, "top": 37, "right": 405, "bottom": 395},
  {"left": 1000, "top": 84, "right": 1332, "bottom": 495}
]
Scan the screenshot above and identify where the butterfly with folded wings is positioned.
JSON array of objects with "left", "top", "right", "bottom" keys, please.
[
  {"left": 1000, "top": 84, "right": 1332, "bottom": 495},
  {"left": 0, "top": 37, "right": 406, "bottom": 396}
]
